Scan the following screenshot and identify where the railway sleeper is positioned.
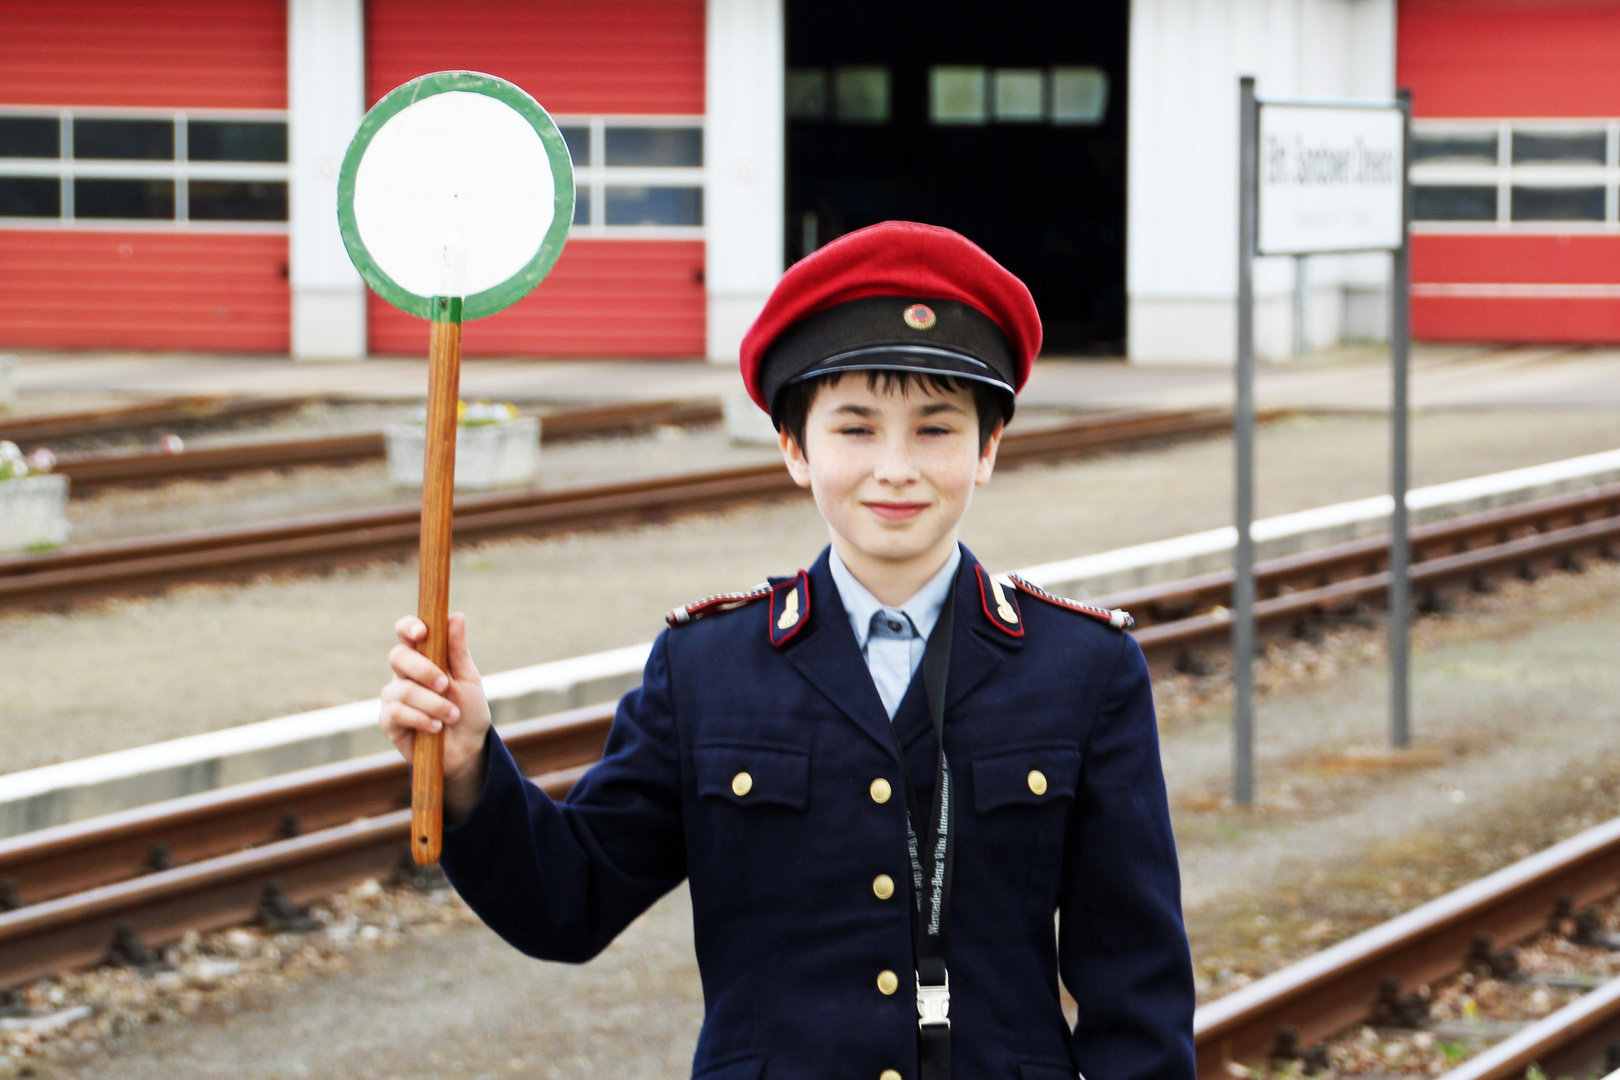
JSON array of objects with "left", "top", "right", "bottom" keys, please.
[
  {"left": 104, "top": 921, "right": 171, "bottom": 973},
  {"left": 1467, "top": 932, "right": 1522, "bottom": 980},
  {"left": 1370, "top": 975, "right": 1433, "bottom": 1029},
  {"left": 257, "top": 880, "right": 322, "bottom": 933},
  {"left": 1268, "top": 1025, "right": 1331, "bottom": 1075}
]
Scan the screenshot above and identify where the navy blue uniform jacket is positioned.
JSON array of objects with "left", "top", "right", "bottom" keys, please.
[{"left": 440, "top": 546, "right": 1195, "bottom": 1080}]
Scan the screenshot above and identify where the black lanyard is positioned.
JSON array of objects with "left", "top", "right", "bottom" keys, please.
[{"left": 887, "top": 596, "right": 956, "bottom": 1080}]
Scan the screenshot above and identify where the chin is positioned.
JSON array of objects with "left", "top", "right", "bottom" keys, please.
[{"left": 859, "top": 530, "right": 943, "bottom": 563}]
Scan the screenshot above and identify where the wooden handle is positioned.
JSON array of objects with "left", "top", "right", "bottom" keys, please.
[{"left": 412, "top": 300, "right": 463, "bottom": 865}]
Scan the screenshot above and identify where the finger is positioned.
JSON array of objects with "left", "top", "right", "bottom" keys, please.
[
  {"left": 388, "top": 643, "right": 448, "bottom": 692},
  {"left": 381, "top": 699, "right": 446, "bottom": 736},
  {"left": 394, "top": 615, "right": 428, "bottom": 648},
  {"left": 446, "top": 613, "right": 482, "bottom": 681},
  {"left": 382, "top": 680, "right": 460, "bottom": 722}
]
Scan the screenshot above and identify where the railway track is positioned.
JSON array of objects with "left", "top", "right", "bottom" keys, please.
[
  {"left": 0, "top": 396, "right": 309, "bottom": 450},
  {"left": 2, "top": 479, "right": 1619, "bottom": 1077},
  {"left": 46, "top": 398, "right": 725, "bottom": 493},
  {"left": 1121, "top": 480, "right": 1620, "bottom": 673},
  {"left": 0, "top": 407, "right": 1260, "bottom": 611}
]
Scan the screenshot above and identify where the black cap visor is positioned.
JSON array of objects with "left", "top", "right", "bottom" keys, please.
[{"left": 761, "top": 296, "right": 1019, "bottom": 425}]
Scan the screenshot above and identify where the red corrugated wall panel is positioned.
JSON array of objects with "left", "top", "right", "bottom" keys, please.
[
  {"left": 368, "top": 241, "right": 706, "bottom": 358},
  {"left": 1411, "top": 235, "right": 1620, "bottom": 341},
  {"left": 1397, "top": 0, "right": 1620, "bottom": 118},
  {"left": 0, "top": 232, "right": 290, "bottom": 351},
  {"left": 0, "top": 1, "right": 289, "bottom": 353},
  {"left": 367, "top": 0, "right": 705, "bottom": 114},
  {"left": 1399, "top": 0, "right": 1620, "bottom": 341},
  {"left": 366, "top": 0, "right": 708, "bottom": 357},
  {"left": 0, "top": 0, "right": 286, "bottom": 109}
]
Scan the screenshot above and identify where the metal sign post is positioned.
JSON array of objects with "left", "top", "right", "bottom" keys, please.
[
  {"left": 1234, "top": 77, "right": 1259, "bottom": 807},
  {"left": 1231, "top": 78, "right": 1410, "bottom": 804},
  {"left": 1389, "top": 89, "right": 1414, "bottom": 749}
]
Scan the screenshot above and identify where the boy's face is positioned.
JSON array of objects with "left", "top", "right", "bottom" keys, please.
[{"left": 779, "top": 375, "right": 1001, "bottom": 572}]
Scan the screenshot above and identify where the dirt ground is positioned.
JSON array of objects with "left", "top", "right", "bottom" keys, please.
[
  {"left": 2, "top": 406, "right": 1617, "bottom": 775},
  {"left": 18, "top": 537, "right": 1620, "bottom": 1080}
]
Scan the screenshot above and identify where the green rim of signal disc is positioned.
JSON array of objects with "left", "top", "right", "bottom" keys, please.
[{"left": 336, "top": 70, "right": 575, "bottom": 321}]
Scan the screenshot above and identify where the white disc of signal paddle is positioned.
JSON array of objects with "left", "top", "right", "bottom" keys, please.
[{"left": 337, "top": 71, "right": 574, "bottom": 320}]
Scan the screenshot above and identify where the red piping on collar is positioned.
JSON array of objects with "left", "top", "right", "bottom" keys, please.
[
  {"left": 974, "top": 564, "right": 1024, "bottom": 638},
  {"left": 769, "top": 570, "right": 812, "bottom": 647}
]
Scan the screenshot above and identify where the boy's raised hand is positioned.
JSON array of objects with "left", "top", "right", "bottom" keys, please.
[{"left": 380, "top": 612, "right": 492, "bottom": 818}]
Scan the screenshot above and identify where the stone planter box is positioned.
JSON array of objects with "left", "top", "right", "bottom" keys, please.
[
  {"left": 385, "top": 416, "right": 541, "bottom": 490},
  {"left": 0, "top": 473, "right": 69, "bottom": 552}
]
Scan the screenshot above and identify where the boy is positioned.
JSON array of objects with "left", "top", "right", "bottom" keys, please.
[{"left": 381, "top": 221, "right": 1195, "bottom": 1080}]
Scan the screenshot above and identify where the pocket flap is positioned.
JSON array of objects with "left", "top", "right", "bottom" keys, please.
[
  {"left": 1019, "top": 1061, "right": 1079, "bottom": 1080},
  {"left": 695, "top": 743, "right": 811, "bottom": 809},
  {"left": 973, "top": 745, "right": 1081, "bottom": 812}
]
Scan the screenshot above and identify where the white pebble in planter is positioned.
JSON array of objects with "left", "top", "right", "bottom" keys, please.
[
  {"left": 385, "top": 415, "right": 541, "bottom": 490},
  {"left": 0, "top": 474, "right": 70, "bottom": 552}
]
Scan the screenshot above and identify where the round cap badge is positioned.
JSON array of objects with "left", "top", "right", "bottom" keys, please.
[{"left": 903, "top": 303, "right": 937, "bottom": 331}]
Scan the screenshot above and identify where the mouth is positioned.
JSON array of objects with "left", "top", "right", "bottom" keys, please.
[{"left": 863, "top": 501, "right": 930, "bottom": 521}]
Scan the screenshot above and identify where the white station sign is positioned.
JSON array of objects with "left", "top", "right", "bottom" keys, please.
[{"left": 1257, "top": 103, "right": 1404, "bottom": 255}]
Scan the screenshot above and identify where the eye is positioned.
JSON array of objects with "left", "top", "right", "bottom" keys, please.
[{"left": 836, "top": 423, "right": 874, "bottom": 437}]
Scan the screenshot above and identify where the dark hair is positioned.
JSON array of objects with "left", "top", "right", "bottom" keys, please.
[{"left": 775, "top": 370, "right": 1007, "bottom": 458}]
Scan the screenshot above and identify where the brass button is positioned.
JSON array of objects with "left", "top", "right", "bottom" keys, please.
[
  {"left": 869, "top": 778, "right": 892, "bottom": 804},
  {"left": 732, "top": 771, "right": 753, "bottom": 797},
  {"left": 872, "top": 874, "right": 895, "bottom": 900},
  {"left": 881, "top": 1072, "right": 903, "bottom": 1080},
  {"left": 1027, "top": 769, "right": 1047, "bottom": 796},
  {"left": 876, "top": 969, "right": 899, "bottom": 995}
]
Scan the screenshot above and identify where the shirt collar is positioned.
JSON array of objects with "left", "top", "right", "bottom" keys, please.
[{"left": 828, "top": 544, "right": 962, "bottom": 649}]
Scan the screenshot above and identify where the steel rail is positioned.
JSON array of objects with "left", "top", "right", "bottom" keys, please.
[
  {"left": 1435, "top": 975, "right": 1620, "bottom": 1080},
  {"left": 0, "top": 409, "right": 1257, "bottom": 611},
  {"left": 0, "top": 706, "right": 614, "bottom": 912},
  {"left": 1193, "top": 815, "right": 1620, "bottom": 1078},
  {"left": 1131, "top": 513, "right": 1620, "bottom": 669},
  {"left": 0, "top": 707, "right": 611, "bottom": 988},
  {"left": 48, "top": 399, "right": 727, "bottom": 493},
  {"left": 0, "top": 397, "right": 309, "bottom": 449}
]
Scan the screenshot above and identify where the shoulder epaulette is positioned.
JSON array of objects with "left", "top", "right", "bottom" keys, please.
[
  {"left": 666, "top": 583, "right": 771, "bottom": 627},
  {"left": 1006, "top": 574, "right": 1134, "bottom": 630}
]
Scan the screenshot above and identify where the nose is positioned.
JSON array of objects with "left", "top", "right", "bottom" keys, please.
[{"left": 871, "top": 430, "right": 920, "bottom": 487}]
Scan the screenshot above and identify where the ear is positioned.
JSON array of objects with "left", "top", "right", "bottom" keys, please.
[
  {"left": 779, "top": 426, "right": 813, "bottom": 489},
  {"left": 975, "top": 421, "right": 1003, "bottom": 486}
]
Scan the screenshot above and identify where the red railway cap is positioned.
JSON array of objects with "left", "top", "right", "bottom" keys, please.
[{"left": 739, "top": 221, "right": 1041, "bottom": 425}]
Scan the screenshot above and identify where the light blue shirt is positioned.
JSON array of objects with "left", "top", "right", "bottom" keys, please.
[{"left": 828, "top": 545, "right": 961, "bottom": 719}]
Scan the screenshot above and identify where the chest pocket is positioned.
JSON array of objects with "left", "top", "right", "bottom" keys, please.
[
  {"left": 695, "top": 742, "right": 811, "bottom": 811},
  {"left": 972, "top": 744, "right": 1081, "bottom": 813}
]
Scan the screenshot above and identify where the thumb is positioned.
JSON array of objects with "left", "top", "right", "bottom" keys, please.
[{"left": 446, "top": 612, "right": 481, "bottom": 681}]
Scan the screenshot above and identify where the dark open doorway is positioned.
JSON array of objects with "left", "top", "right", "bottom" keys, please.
[{"left": 785, "top": 0, "right": 1128, "bottom": 354}]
